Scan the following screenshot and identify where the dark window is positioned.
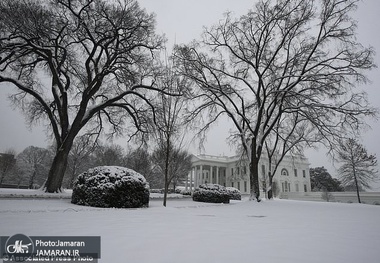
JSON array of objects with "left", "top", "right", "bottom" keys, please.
[{"left": 281, "top": 168, "right": 289, "bottom": 176}]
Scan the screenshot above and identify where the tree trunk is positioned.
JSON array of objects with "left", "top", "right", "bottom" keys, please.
[
  {"left": 353, "top": 169, "right": 361, "bottom": 204},
  {"left": 267, "top": 175, "right": 274, "bottom": 200},
  {"left": 249, "top": 160, "right": 261, "bottom": 201},
  {"left": 29, "top": 169, "right": 36, "bottom": 189},
  {"left": 69, "top": 160, "right": 79, "bottom": 189},
  {"left": 249, "top": 141, "right": 261, "bottom": 202},
  {"left": 163, "top": 140, "right": 171, "bottom": 207},
  {"left": 163, "top": 177, "right": 169, "bottom": 207},
  {"left": 44, "top": 145, "right": 71, "bottom": 193}
]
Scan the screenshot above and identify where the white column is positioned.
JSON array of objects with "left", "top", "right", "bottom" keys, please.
[
  {"left": 195, "top": 166, "right": 198, "bottom": 188},
  {"left": 209, "top": 166, "right": 213, "bottom": 184},
  {"left": 216, "top": 166, "right": 219, "bottom": 185},
  {"left": 200, "top": 165, "right": 203, "bottom": 185},
  {"left": 185, "top": 172, "right": 189, "bottom": 191},
  {"left": 190, "top": 168, "right": 193, "bottom": 191}
]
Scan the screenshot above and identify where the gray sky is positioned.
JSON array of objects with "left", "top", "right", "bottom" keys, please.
[{"left": 1, "top": 0, "right": 379, "bottom": 182}]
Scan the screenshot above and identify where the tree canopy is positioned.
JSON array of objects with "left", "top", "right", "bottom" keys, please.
[
  {"left": 337, "top": 138, "right": 378, "bottom": 203},
  {"left": 0, "top": 0, "right": 166, "bottom": 192},
  {"left": 174, "top": 0, "right": 376, "bottom": 200}
]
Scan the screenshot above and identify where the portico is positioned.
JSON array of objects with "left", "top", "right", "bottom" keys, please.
[{"left": 186, "top": 155, "right": 229, "bottom": 191}]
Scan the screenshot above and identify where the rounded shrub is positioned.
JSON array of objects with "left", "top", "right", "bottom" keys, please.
[
  {"left": 226, "top": 187, "right": 242, "bottom": 200},
  {"left": 192, "top": 184, "right": 230, "bottom": 204},
  {"left": 71, "top": 166, "right": 150, "bottom": 208}
]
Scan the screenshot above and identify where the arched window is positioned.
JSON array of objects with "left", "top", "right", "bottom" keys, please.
[{"left": 281, "top": 168, "right": 289, "bottom": 176}]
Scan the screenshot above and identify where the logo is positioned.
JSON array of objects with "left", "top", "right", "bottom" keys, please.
[
  {"left": 7, "top": 240, "right": 32, "bottom": 254},
  {"left": 3, "top": 234, "right": 34, "bottom": 262}
]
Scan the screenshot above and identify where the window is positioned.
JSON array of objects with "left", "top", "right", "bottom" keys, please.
[
  {"left": 244, "top": 181, "right": 247, "bottom": 192},
  {"left": 303, "top": 170, "right": 306, "bottom": 178},
  {"left": 237, "top": 167, "right": 240, "bottom": 175},
  {"left": 281, "top": 168, "right": 289, "bottom": 176},
  {"left": 231, "top": 168, "right": 234, "bottom": 176},
  {"left": 237, "top": 182, "right": 240, "bottom": 191},
  {"left": 231, "top": 182, "right": 234, "bottom": 188},
  {"left": 304, "top": 184, "right": 308, "bottom": 192},
  {"left": 282, "top": 182, "right": 291, "bottom": 192},
  {"left": 294, "top": 169, "right": 298, "bottom": 177}
]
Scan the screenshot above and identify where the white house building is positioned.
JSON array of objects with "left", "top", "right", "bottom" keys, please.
[{"left": 187, "top": 153, "right": 311, "bottom": 197}]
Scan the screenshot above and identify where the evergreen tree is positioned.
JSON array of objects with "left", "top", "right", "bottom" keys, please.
[{"left": 310, "top": 167, "right": 344, "bottom": 192}]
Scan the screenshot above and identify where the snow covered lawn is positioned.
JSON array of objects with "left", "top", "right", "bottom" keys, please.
[{"left": 1, "top": 196, "right": 379, "bottom": 263}]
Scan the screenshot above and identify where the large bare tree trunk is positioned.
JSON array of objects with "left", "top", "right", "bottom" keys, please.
[
  {"left": 249, "top": 160, "right": 261, "bottom": 202},
  {"left": 249, "top": 141, "right": 261, "bottom": 202},
  {"left": 44, "top": 144, "right": 72, "bottom": 193}
]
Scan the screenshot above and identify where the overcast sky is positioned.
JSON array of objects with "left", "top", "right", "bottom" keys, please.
[{"left": 0, "top": 0, "right": 379, "bottom": 183}]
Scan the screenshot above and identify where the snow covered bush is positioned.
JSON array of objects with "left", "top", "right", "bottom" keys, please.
[
  {"left": 226, "top": 187, "right": 241, "bottom": 200},
  {"left": 192, "top": 184, "right": 230, "bottom": 204},
  {"left": 181, "top": 189, "right": 192, "bottom": 196},
  {"left": 71, "top": 166, "right": 150, "bottom": 208}
]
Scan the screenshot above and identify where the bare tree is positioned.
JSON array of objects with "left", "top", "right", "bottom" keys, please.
[
  {"left": 151, "top": 56, "right": 190, "bottom": 206},
  {"left": 124, "top": 147, "right": 159, "bottom": 188},
  {"left": 337, "top": 138, "right": 378, "bottom": 203},
  {"left": 65, "top": 135, "right": 98, "bottom": 188},
  {"left": 92, "top": 143, "right": 126, "bottom": 167},
  {"left": 262, "top": 110, "right": 321, "bottom": 199},
  {"left": 0, "top": 0, "right": 166, "bottom": 192},
  {"left": 175, "top": 0, "right": 376, "bottom": 201},
  {"left": 17, "top": 146, "right": 51, "bottom": 189},
  {"left": 169, "top": 150, "right": 192, "bottom": 191},
  {"left": 0, "top": 149, "right": 16, "bottom": 185},
  {"left": 151, "top": 144, "right": 192, "bottom": 193}
]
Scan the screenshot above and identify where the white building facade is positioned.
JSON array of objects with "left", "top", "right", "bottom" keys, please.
[{"left": 187, "top": 154, "right": 311, "bottom": 197}]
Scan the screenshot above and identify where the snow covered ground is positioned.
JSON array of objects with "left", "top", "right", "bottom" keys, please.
[{"left": 0, "top": 193, "right": 379, "bottom": 263}]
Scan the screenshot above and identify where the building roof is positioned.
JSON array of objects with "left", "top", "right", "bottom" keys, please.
[{"left": 191, "top": 152, "right": 310, "bottom": 166}]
